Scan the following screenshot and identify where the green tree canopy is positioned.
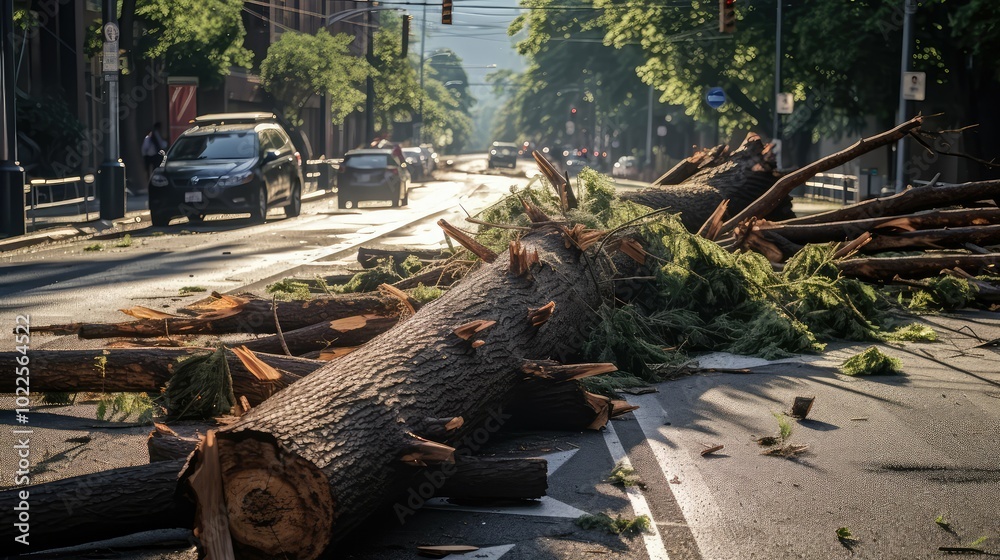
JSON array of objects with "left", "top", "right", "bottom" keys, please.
[{"left": 259, "top": 29, "right": 370, "bottom": 127}]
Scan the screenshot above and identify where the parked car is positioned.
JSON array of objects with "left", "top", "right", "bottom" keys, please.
[
  {"left": 337, "top": 148, "right": 410, "bottom": 209},
  {"left": 613, "top": 156, "right": 639, "bottom": 179},
  {"left": 487, "top": 141, "right": 518, "bottom": 169},
  {"left": 148, "top": 112, "right": 303, "bottom": 226},
  {"left": 402, "top": 147, "right": 430, "bottom": 182}
]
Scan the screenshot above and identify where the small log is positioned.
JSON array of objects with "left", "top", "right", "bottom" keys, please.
[
  {"left": 508, "top": 378, "right": 635, "bottom": 431},
  {"left": 357, "top": 246, "right": 448, "bottom": 268},
  {"left": 790, "top": 396, "right": 815, "bottom": 419},
  {"left": 719, "top": 116, "right": 924, "bottom": 237},
  {"left": 31, "top": 293, "right": 396, "bottom": 338},
  {"left": 0, "top": 348, "right": 317, "bottom": 405},
  {"left": 0, "top": 459, "right": 191, "bottom": 553},
  {"left": 860, "top": 224, "right": 1000, "bottom": 253},
  {"left": 838, "top": 253, "right": 1000, "bottom": 281},
  {"left": 757, "top": 208, "right": 1000, "bottom": 244},
  {"left": 778, "top": 179, "right": 1000, "bottom": 227},
  {"left": 240, "top": 315, "right": 399, "bottom": 356},
  {"left": 148, "top": 423, "right": 202, "bottom": 462}
]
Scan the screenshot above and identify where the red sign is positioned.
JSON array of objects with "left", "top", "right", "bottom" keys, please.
[{"left": 168, "top": 84, "right": 198, "bottom": 143}]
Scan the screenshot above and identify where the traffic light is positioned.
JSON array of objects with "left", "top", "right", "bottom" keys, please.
[
  {"left": 570, "top": 107, "right": 577, "bottom": 121},
  {"left": 442, "top": 0, "right": 453, "bottom": 25},
  {"left": 719, "top": 0, "right": 735, "bottom": 34}
]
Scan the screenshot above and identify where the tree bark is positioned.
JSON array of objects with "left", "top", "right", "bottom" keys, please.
[
  {"left": 31, "top": 293, "right": 397, "bottom": 338},
  {"left": 621, "top": 134, "right": 791, "bottom": 231},
  {"left": 777, "top": 179, "right": 1000, "bottom": 226},
  {"left": 180, "top": 225, "right": 612, "bottom": 558},
  {"left": 0, "top": 348, "right": 317, "bottom": 405},
  {"left": 0, "top": 460, "right": 192, "bottom": 553},
  {"left": 838, "top": 253, "right": 1000, "bottom": 281}
]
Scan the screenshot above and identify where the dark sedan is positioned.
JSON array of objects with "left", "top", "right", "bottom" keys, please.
[
  {"left": 337, "top": 149, "right": 410, "bottom": 209},
  {"left": 148, "top": 113, "right": 303, "bottom": 226}
]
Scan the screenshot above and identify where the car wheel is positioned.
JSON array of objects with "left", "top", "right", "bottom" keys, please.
[
  {"left": 250, "top": 186, "right": 267, "bottom": 223},
  {"left": 338, "top": 197, "right": 349, "bottom": 210},
  {"left": 151, "top": 211, "right": 172, "bottom": 227},
  {"left": 285, "top": 180, "right": 302, "bottom": 218}
]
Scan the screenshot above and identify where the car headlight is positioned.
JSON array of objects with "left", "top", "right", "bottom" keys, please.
[
  {"left": 490, "top": 150, "right": 497, "bottom": 155},
  {"left": 149, "top": 172, "right": 168, "bottom": 187},
  {"left": 217, "top": 171, "right": 254, "bottom": 187}
]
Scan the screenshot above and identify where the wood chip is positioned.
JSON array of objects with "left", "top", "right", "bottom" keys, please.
[{"left": 700, "top": 444, "right": 724, "bottom": 457}]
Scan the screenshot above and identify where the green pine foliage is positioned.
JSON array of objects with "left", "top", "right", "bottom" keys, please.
[
  {"left": 839, "top": 346, "right": 903, "bottom": 376},
  {"left": 898, "top": 276, "right": 978, "bottom": 312}
]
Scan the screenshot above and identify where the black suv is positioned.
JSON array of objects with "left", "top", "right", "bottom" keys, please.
[
  {"left": 148, "top": 113, "right": 303, "bottom": 226},
  {"left": 487, "top": 141, "right": 518, "bottom": 169}
]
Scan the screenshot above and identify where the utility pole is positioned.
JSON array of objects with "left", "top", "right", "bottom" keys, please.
[
  {"left": 1, "top": 0, "right": 26, "bottom": 237},
  {"left": 772, "top": 0, "right": 782, "bottom": 168},
  {"left": 98, "top": 0, "right": 126, "bottom": 220},
  {"left": 894, "top": 0, "right": 917, "bottom": 192}
]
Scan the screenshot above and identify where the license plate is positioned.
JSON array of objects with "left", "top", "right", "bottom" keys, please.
[{"left": 184, "top": 191, "right": 203, "bottom": 203}]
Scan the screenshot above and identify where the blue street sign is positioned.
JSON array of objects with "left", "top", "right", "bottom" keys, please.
[{"left": 706, "top": 87, "right": 726, "bottom": 110}]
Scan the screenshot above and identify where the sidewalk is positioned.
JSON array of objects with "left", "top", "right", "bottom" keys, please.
[{"left": 0, "top": 192, "right": 150, "bottom": 253}]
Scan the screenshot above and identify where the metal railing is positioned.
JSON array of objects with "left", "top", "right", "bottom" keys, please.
[
  {"left": 797, "top": 172, "right": 858, "bottom": 205},
  {"left": 25, "top": 174, "right": 97, "bottom": 228}
]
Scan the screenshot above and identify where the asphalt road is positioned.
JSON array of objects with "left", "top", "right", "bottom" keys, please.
[{"left": 2, "top": 157, "right": 999, "bottom": 559}]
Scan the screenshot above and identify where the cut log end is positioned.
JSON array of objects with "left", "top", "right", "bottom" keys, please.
[{"left": 185, "top": 432, "right": 335, "bottom": 560}]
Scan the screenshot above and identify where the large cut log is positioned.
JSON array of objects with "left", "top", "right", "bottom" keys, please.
[
  {"left": 838, "top": 253, "right": 1000, "bottom": 281},
  {"left": 176, "top": 224, "right": 612, "bottom": 558},
  {"left": 357, "top": 246, "right": 448, "bottom": 268},
  {"left": 778, "top": 179, "right": 1000, "bottom": 226},
  {"left": 30, "top": 292, "right": 397, "bottom": 338},
  {"left": 0, "top": 459, "right": 191, "bottom": 553},
  {"left": 755, "top": 208, "right": 1000, "bottom": 244},
  {"left": 621, "top": 133, "right": 791, "bottom": 231},
  {"left": 148, "top": 427, "right": 548, "bottom": 501},
  {"left": 0, "top": 348, "right": 316, "bottom": 405}
]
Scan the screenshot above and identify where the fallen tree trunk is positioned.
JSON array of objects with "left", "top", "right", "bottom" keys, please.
[
  {"left": 0, "top": 459, "right": 191, "bottom": 553},
  {"left": 180, "top": 224, "right": 615, "bottom": 557},
  {"left": 31, "top": 293, "right": 397, "bottom": 338},
  {"left": 621, "top": 134, "right": 791, "bottom": 231},
  {"left": 838, "top": 253, "right": 1000, "bottom": 281},
  {"left": 0, "top": 348, "right": 314, "bottom": 405},
  {"left": 651, "top": 144, "right": 730, "bottom": 186},
  {"left": 778, "top": 179, "right": 1000, "bottom": 226}
]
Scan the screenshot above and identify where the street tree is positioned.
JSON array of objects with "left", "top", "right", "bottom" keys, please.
[{"left": 259, "top": 29, "right": 370, "bottom": 127}]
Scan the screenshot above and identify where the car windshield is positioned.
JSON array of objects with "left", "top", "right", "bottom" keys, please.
[
  {"left": 169, "top": 132, "right": 257, "bottom": 161},
  {"left": 345, "top": 155, "right": 390, "bottom": 169}
]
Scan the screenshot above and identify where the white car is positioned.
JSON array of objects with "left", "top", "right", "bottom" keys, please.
[{"left": 613, "top": 156, "right": 639, "bottom": 179}]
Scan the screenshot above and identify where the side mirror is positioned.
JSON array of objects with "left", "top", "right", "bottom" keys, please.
[{"left": 262, "top": 149, "right": 281, "bottom": 163}]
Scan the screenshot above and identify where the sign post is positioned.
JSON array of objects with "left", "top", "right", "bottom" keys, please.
[
  {"left": 98, "top": 1, "right": 126, "bottom": 220},
  {"left": 1, "top": 0, "right": 26, "bottom": 237},
  {"left": 706, "top": 87, "right": 725, "bottom": 146}
]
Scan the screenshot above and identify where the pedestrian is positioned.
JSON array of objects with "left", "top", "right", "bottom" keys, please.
[{"left": 142, "top": 122, "right": 168, "bottom": 182}]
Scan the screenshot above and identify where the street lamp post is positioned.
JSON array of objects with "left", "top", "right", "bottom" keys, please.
[
  {"left": 894, "top": 0, "right": 917, "bottom": 192},
  {"left": 97, "top": 0, "right": 126, "bottom": 220}
]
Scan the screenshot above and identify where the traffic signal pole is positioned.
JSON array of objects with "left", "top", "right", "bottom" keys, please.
[
  {"left": 894, "top": 0, "right": 917, "bottom": 193},
  {"left": 0, "top": 0, "right": 26, "bottom": 238}
]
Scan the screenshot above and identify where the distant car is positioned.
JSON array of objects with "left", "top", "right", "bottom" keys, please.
[
  {"left": 402, "top": 147, "right": 430, "bottom": 181},
  {"left": 613, "top": 156, "right": 639, "bottom": 179},
  {"left": 148, "top": 112, "right": 303, "bottom": 226},
  {"left": 337, "top": 148, "right": 410, "bottom": 209},
  {"left": 487, "top": 141, "right": 518, "bottom": 169},
  {"left": 563, "top": 155, "right": 590, "bottom": 176},
  {"left": 419, "top": 144, "right": 438, "bottom": 174}
]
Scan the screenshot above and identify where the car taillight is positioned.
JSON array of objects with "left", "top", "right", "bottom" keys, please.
[
  {"left": 386, "top": 167, "right": 399, "bottom": 175},
  {"left": 294, "top": 152, "right": 302, "bottom": 167}
]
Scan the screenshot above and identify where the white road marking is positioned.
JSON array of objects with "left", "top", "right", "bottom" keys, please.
[
  {"left": 452, "top": 544, "right": 515, "bottom": 558},
  {"left": 602, "top": 422, "right": 671, "bottom": 560},
  {"left": 630, "top": 394, "right": 737, "bottom": 560}
]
